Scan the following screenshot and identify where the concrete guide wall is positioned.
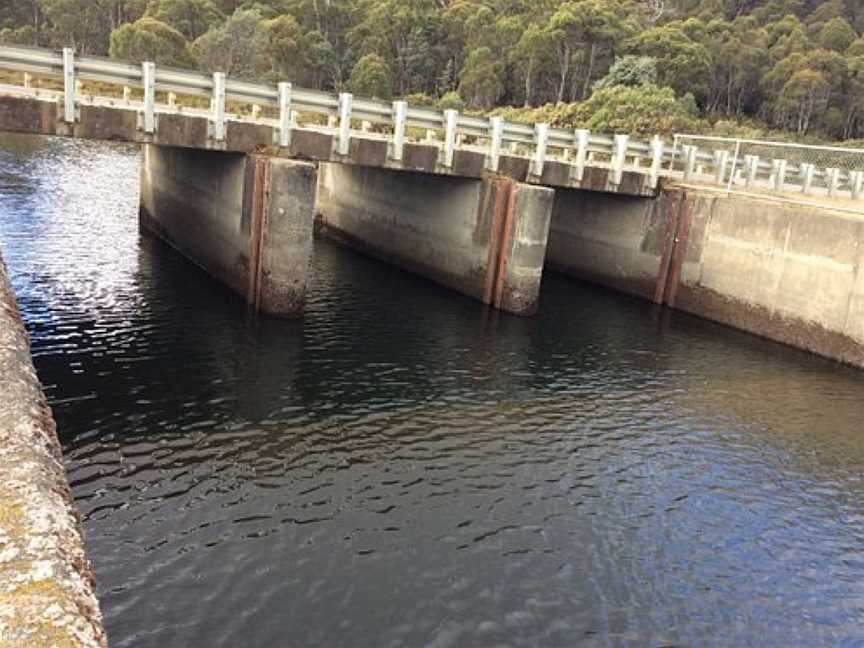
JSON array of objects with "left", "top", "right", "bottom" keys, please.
[
  {"left": 0, "top": 252, "right": 106, "bottom": 647},
  {"left": 139, "top": 144, "right": 315, "bottom": 316},
  {"left": 315, "top": 163, "right": 554, "bottom": 316}
]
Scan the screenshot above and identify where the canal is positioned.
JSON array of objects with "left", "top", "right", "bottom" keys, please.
[{"left": 2, "top": 134, "right": 864, "bottom": 646}]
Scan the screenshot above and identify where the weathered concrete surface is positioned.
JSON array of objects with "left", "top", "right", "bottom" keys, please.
[
  {"left": 545, "top": 187, "right": 680, "bottom": 303},
  {"left": 315, "top": 164, "right": 554, "bottom": 315},
  {"left": 670, "top": 191, "right": 864, "bottom": 368},
  {"left": 0, "top": 254, "right": 105, "bottom": 647},
  {"left": 0, "top": 93, "right": 656, "bottom": 197},
  {"left": 139, "top": 144, "right": 315, "bottom": 316},
  {"left": 547, "top": 185, "right": 864, "bottom": 367}
]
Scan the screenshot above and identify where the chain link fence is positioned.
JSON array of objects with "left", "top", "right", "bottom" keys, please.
[{"left": 669, "top": 134, "right": 864, "bottom": 201}]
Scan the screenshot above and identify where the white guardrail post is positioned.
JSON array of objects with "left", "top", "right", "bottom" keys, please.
[
  {"left": 277, "top": 82, "right": 292, "bottom": 147},
  {"left": 682, "top": 145, "right": 696, "bottom": 180},
  {"left": 744, "top": 155, "right": 759, "bottom": 187},
  {"left": 649, "top": 135, "right": 664, "bottom": 189},
  {"left": 852, "top": 171, "right": 864, "bottom": 200},
  {"left": 337, "top": 92, "right": 352, "bottom": 155},
  {"left": 443, "top": 109, "right": 458, "bottom": 168},
  {"left": 211, "top": 71, "right": 226, "bottom": 142},
  {"left": 801, "top": 163, "right": 815, "bottom": 195},
  {"left": 611, "top": 134, "right": 628, "bottom": 185},
  {"left": 142, "top": 61, "right": 155, "bottom": 134},
  {"left": 826, "top": 167, "right": 840, "bottom": 197},
  {"left": 62, "top": 47, "right": 75, "bottom": 123},
  {"left": 573, "top": 129, "right": 589, "bottom": 182},
  {"left": 487, "top": 117, "right": 503, "bottom": 173},
  {"left": 713, "top": 150, "right": 727, "bottom": 183},
  {"left": 533, "top": 123, "right": 548, "bottom": 177},
  {"left": 391, "top": 100, "right": 407, "bottom": 161},
  {"left": 772, "top": 159, "right": 786, "bottom": 190}
]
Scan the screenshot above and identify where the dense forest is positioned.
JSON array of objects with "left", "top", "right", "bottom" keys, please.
[{"left": 2, "top": 0, "right": 864, "bottom": 141}]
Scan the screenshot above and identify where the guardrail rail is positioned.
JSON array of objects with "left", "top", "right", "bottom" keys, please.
[{"left": 1, "top": 44, "right": 863, "bottom": 203}]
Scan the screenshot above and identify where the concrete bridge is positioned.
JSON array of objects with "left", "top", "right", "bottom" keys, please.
[{"left": 2, "top": 45, "right": 864, "bottom": 366}]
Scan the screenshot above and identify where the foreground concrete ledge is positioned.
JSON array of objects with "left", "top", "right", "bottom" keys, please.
[{"left": 0, "top": 254, "right": 105, "bottom": 647}]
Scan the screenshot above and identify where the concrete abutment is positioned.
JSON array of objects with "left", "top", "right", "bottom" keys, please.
[
  {"left": 139, "top": 144, "right": 315, "bottom": 317},
  {"left": 315, "top": 163, "right": 555, "bottom": 316}
]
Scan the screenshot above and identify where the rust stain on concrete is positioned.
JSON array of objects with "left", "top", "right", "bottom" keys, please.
[{"left": 493, "top": 182, "right": 518, "bottom": 310}]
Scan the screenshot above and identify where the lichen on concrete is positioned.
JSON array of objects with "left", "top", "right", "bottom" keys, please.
[{"left": 0, "top": 252, "right": 106, "bottom": 647}]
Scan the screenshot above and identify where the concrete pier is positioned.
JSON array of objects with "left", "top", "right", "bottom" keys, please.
[
  {"left": 316, "top": 164, "right": 555, "bottom": 315},
  {"left": 0, "top": 253, "right": 105, "bottom": 646},
  {"left": 139, "top": 144, "right": 315, "bottom": 316},
  {"left": 547, "top": 186, "right": 864, "bottom": 368}
]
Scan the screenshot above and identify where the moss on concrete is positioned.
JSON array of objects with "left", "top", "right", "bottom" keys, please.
[{"left": 0, "top": 252, "right": 106, "bottom": 647}]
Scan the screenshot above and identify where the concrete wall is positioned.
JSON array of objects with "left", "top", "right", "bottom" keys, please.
[
  {"left": 547, "top": 185, "right": 864, "bottom": 367},
  {"left": 672, "top": 192, "right": 864, "bottom": 367},
  {"left": 546, "top": 188, "right": 680, "bottom": 303},
  {"left": 0, "top": 252, "right": 105, "bottom": 646},
  {"left": 139, "top": 144, "right": 315, "bottom": 316},
  {"left": 315, "top": 163, "right": 554, "bottom": 315}
]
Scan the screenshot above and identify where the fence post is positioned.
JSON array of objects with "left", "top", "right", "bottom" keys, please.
[
  {"left": 649, "top": 135, "right": 664, "bottom": 189},
  {"left": 277, "top": 82, "right": 292, "bottom": 147},
  {"left": 487, "top": 117, "right": 503, "bottom": 173},
  {"left": 573, "top": 129, "right": 589, "bottom": 182},
  {"left": 772, "top": 159, "right": 787, "bottom": 190},
  {"left": 443, "top": 109, "right": 458, "bottom": 168},
  {"left": 142, "top": 61, "right": 155, "bottom": 134},
  {"left": 62, "top": 47, "right": 75, "bottom": 124},
  {"left": 211, "top": 72, "right": 226, "bottom": 142},
  {"left": 611, "top": 134, "right": 628, "bottom": 185},
  {"left": 533, "top": 123, "right": 549, "bottom": 177},
  {"left": 337, "top": 92, "right": 352, "bottom": 155}
]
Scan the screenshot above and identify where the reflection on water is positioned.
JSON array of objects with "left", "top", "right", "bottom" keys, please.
[{"left": 2, "top": 133, "right": 864, "bottom": 646}]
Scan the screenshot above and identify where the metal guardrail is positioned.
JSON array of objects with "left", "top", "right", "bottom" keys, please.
[
  {"left": 1, "top": 44, "right": 863, "bottom": 202},
  {"left": 0, "top": 44, "right": 662, "bottom": 186},
  {"left": 672, "top": 134, "right": 864, "bottom": 199}
]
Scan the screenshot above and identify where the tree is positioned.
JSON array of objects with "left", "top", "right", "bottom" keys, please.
[
  {"left": 191, "top": 7, "right": 269, "bottom": 78},
  {"left": 573, "top": 83, "right": 701, "bottom": 135},
  {"left": 145, "top": 0, "right": 224, "bottom": 40},
  {"left": 266, "top": 13, "right": 308, "bottom": 81},
  {"left": 109, "top": 16, "right": 193, "bottom": 65},
  {"left": 593, "top": 55, "right": 657, "bottom": 90},
  {"left": 38, "top": 0, "right": 114, "bottom": 54},
  {"left": 437, "top": 90, "right": 464, "bottom": 111},
  {"left": 547, "top": 0, "right": 638, "bottom": 103},
  {"left": 349, "top": 53, "right": 392, "bottom": 98},
  {"left": 626, "top": 23, "right": 712, "bottom": 106},
  {"left": 776, "top": 68, "right": 830, "bottom": 134},
  {"left": 816, "top": 17, "right": 857, "bottom": 53},
  {"left": 459, "top": 46, "right": 504, "bottom": 109},
  {"left": 512, "top": 23, "right": 554, "bottom": 107}
]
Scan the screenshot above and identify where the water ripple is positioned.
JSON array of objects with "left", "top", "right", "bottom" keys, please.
[{"left": 3, "top": 134, "right": 864, "bottom": 646}]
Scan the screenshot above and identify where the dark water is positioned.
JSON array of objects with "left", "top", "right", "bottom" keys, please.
[{"left": 2, "top": 134, "right": 864, "bottom": 647}]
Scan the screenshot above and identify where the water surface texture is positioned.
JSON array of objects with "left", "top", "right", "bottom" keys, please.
[{"left": 2, "top": 134, "right": 864, "bottom": 647}]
